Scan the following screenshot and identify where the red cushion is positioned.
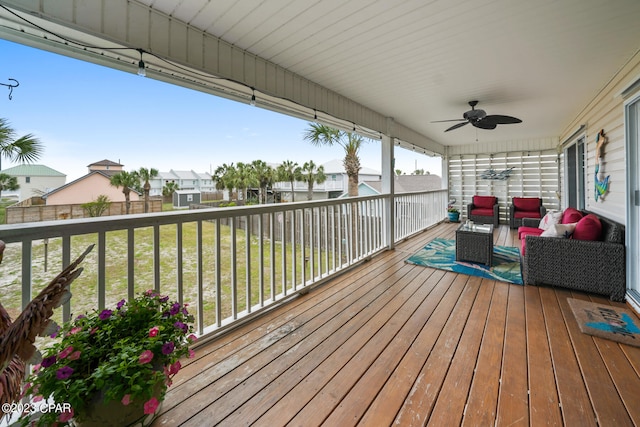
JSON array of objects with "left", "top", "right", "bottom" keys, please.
[
  {"left": 514, "top": 211, "right": 542, "bottom": 219},
  {"left": 562, "top": 207, "right": 583, "bottom": 224},
  {"left": 518, "top": 226, "right": 543, "bottom": 240},
  {"left": 573, "top": 214, "right": 602, "bottom": 241},
  {"left": 521, "top": 238, "right": 527, "bottom": 255},
  {"left": 470, "top": 208, "right": 494, "bottom": 216},
  {"left": 473, "top": 195, "right": 496, "bottom": 209},
  {"left": 513, "top": 197, "right": 541, "bottom": 211}
]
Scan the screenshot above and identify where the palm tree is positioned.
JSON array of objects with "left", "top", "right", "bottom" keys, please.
[
  {"left": 251, "top": 160, "right": 275, "bottom": 204},
  {"left": 137, "top": 167, "right": 159, "bottom": 213},
  {"left": 277, "top": 160, "right": 300, "bottom": 202},
  {"left": 213, "top": 163, "right": 237, "bottom": 202},
  {"left": 234, "top": 162, "right": 254, "bottom": 203},
  {"left": 300, "top": 161, "right": 327, "bottom": 201},
  {"left": 109, "top": 171, "right": 139, "bottom": 214},
  {"left": 303, "top": 123, "right": 367, "bottom": 197},
  {"left": 0, "top": 118, "right": 43, "bottom": 171},
  {"left": 162, "top": 181, "right": 180, "bottom": 202},
  {"left": 0, "top": 173, "right": 18, "bottom": 200}
]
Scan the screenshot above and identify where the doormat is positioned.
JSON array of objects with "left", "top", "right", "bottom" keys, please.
[
  {"left": 405, "top": 237, "right": 523, "bottom": 285},
  {"left": 568, "top": 298, "right": 640, "bottom": 347}
]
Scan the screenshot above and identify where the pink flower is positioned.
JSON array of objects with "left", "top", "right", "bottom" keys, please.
[
  {"left": 90, "top": 327, "right": 98, "bottom": 335},
  {"left": 121, "top": 394, "right": 131, "bottom": 406},
  {"left": 138, "top": 350, "right": 154, "bottom": 364},
  {"left": 59, "top": 408, "right": 74, "bottom": 422},
  {"left": 149, "top": 326, "right": 160, "bottom": 337},
  {"left": 187, "top": 334, "right": 198, "bottom": 342},
  {"left": 58, "top": 346, "right": 74, "bottom": 359},
  {"left": 69, "top": 327, "right": 82, "bottom": 335},
  {"left": 33, "top": 395, "right": 43, "bottom": 402},
  {"left": 143, "top": 397, "right": 159, "bottom": 415},
  {"left": 68, "top": 350, "right": 81, "bottom": 361},
  {"left": 188, "top": 349, "right": 195, "bottom": 359},
  {"left": 168, "top": 361, "right": 181, "bottom": 376}
]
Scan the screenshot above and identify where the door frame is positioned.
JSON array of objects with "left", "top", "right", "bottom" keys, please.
[{"left": 625, "top": 92, "right": 640, "bottom": 312}]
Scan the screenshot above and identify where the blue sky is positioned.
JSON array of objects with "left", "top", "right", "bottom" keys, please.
[{"left": 1, "top": 39, "right": 441, "bottom": 182}]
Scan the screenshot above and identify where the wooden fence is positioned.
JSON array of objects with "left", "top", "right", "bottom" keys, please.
[{"left": 5, "top": 199, "right": 163, "bottom": 224}]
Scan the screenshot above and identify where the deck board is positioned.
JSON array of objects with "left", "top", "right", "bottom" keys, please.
[
  {"left": 153, "top": 222, "right": 640, "bottom": 427},
  {"left": 495, "top": 285, "right": 529, "bottom": 426}
]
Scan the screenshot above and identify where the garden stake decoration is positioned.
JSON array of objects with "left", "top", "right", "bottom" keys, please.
[{"left": 594, "top": 129, "right": 610, "bottom": 201}]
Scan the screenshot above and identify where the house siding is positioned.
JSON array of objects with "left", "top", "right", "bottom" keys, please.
[
  {"left": 559, "top": 49, "right": 640, "bottom": 225},
  {"left": 46, "top": 173, "right": 140, "bottom": 205}
]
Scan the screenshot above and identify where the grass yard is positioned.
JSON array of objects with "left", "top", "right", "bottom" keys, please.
[{"left": 0, "top": 220, "right": 329, "bottom": 339}]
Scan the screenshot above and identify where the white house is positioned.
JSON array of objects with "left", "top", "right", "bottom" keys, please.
[
  {"left": 273, "top": 159, "right": 382, "bottom": 201},
  {"left": 150, "top": 170, "right": 215, "bottom": 196},
  {"left": 1, "top": 164, "right": 66, "bottom": 202}
]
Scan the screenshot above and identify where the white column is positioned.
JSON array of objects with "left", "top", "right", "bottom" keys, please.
[{"left": 382, "top": 118, "right": 395, "bottom": 249}]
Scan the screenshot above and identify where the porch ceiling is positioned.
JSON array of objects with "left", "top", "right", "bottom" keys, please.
[{"left": 2, "top": 0, "right": 640, "bottom": 149}]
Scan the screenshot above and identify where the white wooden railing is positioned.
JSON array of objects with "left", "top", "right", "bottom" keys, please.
[{"left": 0, "top": 190, "right": 446, "bottom": 339}]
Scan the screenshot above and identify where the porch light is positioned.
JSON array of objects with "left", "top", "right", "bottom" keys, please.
[
  {"left": 250, "top": 88, "right": 256, "bottom": 106},
  {"left": 137, "top": 49, "right": 146, "bottom": 77}
]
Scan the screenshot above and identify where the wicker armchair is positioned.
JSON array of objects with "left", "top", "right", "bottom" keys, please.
[
  {"left": 509, "top": 197, "right": 546, "bottom": 228},
  {"left": 521, "top": 213, "right": 625, "bottom": 301},
  {"left": 466, "top": 195, "right": 499, "bottom": 227}
]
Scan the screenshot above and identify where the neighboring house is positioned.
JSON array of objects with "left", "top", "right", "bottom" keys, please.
[
  {"left": 150, "top": 170, "right": 215, "bottom": 196},
  {"left": 339, "top": 174, "right": 443, "bottom": 198},
  {"left": 364, "top": 174, "right": 442, "bottom": 194},
  {"left": 1, "top": 164, "right": 66, "bottom": 202},
  {"left": 43, "top": 159, "right": 140, "bottom": 205},
  {"left": 273, "top": 159, "right": 382, "bottom": 201}
]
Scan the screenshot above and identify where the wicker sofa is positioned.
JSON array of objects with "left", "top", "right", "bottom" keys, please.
[{"left": 521, "top": 211, "right": 626, "bottom": 301}]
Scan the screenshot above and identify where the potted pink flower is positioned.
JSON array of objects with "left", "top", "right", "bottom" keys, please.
[{"left": 21, "top": 290, "right": 196, "bottom": 426}]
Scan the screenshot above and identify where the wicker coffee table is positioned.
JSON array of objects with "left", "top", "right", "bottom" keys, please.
[{"left": 455, "top": 223, "right": 494, "bottom": 266}]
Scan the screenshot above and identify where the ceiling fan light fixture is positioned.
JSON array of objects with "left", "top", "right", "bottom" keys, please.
[{"left": 433, "top": 100, "right": 521, "bottom": 132}]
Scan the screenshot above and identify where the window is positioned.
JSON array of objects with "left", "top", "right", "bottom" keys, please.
[
  {"left": 187, "top": 194, "right": 193, "bottom": 202},
  {"left": 25, "top": 176, "right": 31, "bottom": 183}
]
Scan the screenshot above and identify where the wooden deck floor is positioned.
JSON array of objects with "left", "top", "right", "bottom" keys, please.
[{"left": 153, "top": 223, "right": 640, "bottom": 427}]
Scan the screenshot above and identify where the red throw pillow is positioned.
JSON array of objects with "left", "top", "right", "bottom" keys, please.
[
  {"left": 562, "top": 207, "right": 583, "bottom": 224},
  {"left": 572, "top": 214, "right": 602, "bottom": 241},
  {"left": 473, "top": 196, "right": 496, "bottom": 209},
  {"left": 513, "top": 197, "right": 540, "bottom": 212}
]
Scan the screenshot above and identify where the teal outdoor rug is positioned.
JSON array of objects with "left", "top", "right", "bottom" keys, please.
[{"left": 406, "top": 237, "right": 523, "bottom": 285}]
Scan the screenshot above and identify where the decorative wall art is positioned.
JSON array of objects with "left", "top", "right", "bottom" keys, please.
[
  {"left": 594, "top": 129, "right": 610, "bottom": 201},
  {"left": 480, "top": 167, "right": 514, "bottom": 180}
]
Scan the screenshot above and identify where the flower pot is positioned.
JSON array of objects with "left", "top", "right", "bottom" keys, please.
[
  {"left": 447, "top": 212, "right": 460, "bottom": 222},
  {"left": 75, "top": 392, "right": 163, "bottom": 427}
]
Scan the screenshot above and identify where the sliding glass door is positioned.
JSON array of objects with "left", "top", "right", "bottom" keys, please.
[{"left": 626, "top": 95, "right": 640, "bottom": 309}]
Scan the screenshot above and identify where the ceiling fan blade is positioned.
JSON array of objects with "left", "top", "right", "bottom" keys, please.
[
  {"left": 445, "top": 122, "right": 469, "bottom": 132},
  {"left": 473, "top": 121, "right": 497, "bottom": 130},
  {"left": 431, "top": 119, "right": 466, "bottom": 123},
  {"left": 481, "top": 115, "right": 522, "bottom": 125}
]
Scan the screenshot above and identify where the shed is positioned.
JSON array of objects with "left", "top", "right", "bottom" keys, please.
[{"left": 173, "top": 190, "right": 201, "bottom": 208}]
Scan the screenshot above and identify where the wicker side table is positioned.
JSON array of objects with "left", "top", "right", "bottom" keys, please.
[{"left": 455, "top": 223, "right": 494, "bottom": 266}]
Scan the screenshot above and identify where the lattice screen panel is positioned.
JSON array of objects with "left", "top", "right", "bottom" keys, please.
[{"left": 448, "top": 151, "right": 560, "bottom": 224}]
